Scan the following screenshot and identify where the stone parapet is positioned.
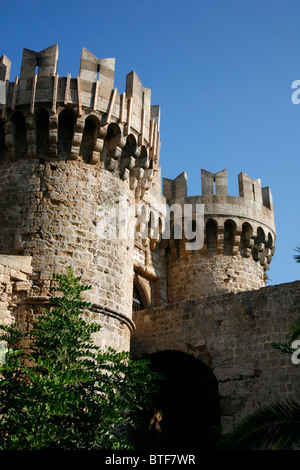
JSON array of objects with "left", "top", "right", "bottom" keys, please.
[
  {"left": 0, "top": 46, "right": 161, "bottom": 196},
  {"left": 162, "top": 169, "right": 276, "bottom": 299}
]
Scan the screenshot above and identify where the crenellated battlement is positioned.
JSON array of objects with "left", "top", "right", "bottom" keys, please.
[
  {"left": 162, "top": 168, "right": 276, "bottom": 297},
  {"left": 163, "top": 169, "right": 273, "bottom": 210},
  {"left": 2, "top": 43, "right": 297, "bottom": 445},
  {"left": 0, "top": 45, "right": 161, "bottom": 199}
]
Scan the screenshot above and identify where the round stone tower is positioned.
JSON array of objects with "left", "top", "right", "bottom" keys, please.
[
  {"left": 0, "top": 45, "right": 161, "bottom": 351},
  {"left": 163, "top": 169, "right": 276, "bottom": 303}
]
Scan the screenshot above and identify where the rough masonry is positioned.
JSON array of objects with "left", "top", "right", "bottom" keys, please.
[{"left": 0, "top": 45, "right": 299, "bottom": 443}]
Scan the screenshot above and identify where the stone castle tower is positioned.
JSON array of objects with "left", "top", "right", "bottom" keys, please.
[
  {"left": 0, "top": 45, "right": 299, "bottom": 449},
  {"left": 163, "top": 169, "right": 275, "bottom": 303},
  {"left": 0, "top": 44, "right": 163, "bottom": 351}
]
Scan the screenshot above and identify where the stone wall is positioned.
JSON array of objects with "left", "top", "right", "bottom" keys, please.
[
  {"left": 135, "top": 175, "right": 169, "bottom": 308},
  {"left": 0, "top": 254, "right": 134, "bottom": 352},
  {"left": 0, "top": 160, "right": 136, "bottom": 351},
  {"left": 90, "top": 308, "right": 133, "bottom": 352},
  {"left": 167, "top": 252, "right": 265, "bottom": 303},
  {"left": 163, "top": 169, "right": 276, "bottom": 300},
  {"left": 0, "top": 161, "right": 134, "bottom": 314},
  {"left": 131, "top": 280, "right": 300, "bottom": 431},
  {"left": 0, "top": 255, "right": 32, "bottom": 326}
]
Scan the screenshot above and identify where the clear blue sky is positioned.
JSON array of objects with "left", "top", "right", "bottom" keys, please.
[{"left": 1, "top": 0, "right": 299, "bottom": 286}]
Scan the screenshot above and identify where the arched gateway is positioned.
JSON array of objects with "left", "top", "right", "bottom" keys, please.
[{"left": 129, "top": 350, "right": 221, "bottom": 450}]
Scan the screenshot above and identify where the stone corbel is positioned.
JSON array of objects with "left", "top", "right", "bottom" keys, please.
[
  {"left": 107, "top": 145, "right": 121, "bottom": 172},
  {"left": 140, "top": 168, "right": 154, "bottom": 197},
  {"left": 26, "top": 116, "right": 36, "bottom": 159},
  {"left": 70, "top": 117, "right": 85, "bottom": 160},
  {"left": 135, "top": 147, "right": 149, "bottom": 170},
  {"left": 120, "top": 156, "right": 136, "bottom": 180},
  {"left": 106, "top": 134, "right": 126, "bottom": 172},
  {"left": 129, "top": 167, "right": 144, "bottom": 191},
  {"left": 98, "top": 125, "right": 108, "bottom": 167},
  {"left": 49, "top": 114, "right": 58, "bottom": 158},
  {"left": 232, "top": 226, "right": 241, "bottom": 256},
  {"left": 90, "top": 134, "right": 104, "bottom": 165}
]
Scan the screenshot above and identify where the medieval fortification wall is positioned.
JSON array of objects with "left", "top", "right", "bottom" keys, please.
[
  {"left": 0, "top": 45, "right": 299, "bottom": 439},
  {"left": 0, "top": 45, "right": 163, "bottom": 351},
  {"left": 132, "top": 280, "right": 300, "bottom": 431}
]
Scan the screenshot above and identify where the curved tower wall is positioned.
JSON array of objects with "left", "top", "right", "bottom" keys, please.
[
  {"left": 0, "top": 45, "right": 162, "bottom": 351},
  {"left": 0, "top": 45, "right": 277, "bottom": 348},
  {"left": 0, "top": 161, "right": 135, "bottom": 349},
  {"left": 163, "top": 169, "right": 276, "bottom": 303}
]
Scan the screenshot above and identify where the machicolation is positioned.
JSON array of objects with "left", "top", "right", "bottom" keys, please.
[{"left": 0, "top": 45, "right": 299, "bottom": 449}]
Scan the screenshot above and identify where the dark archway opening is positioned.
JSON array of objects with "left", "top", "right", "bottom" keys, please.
[
  {"left": 206, "top": 219, "right": 217, "bottom": 254},
  {"left": 129, "top": 350, "right": 221, "bottom": 451},
  {"left": 132, "top": 284, "right": 144, "bottom": 312},
  {"left": 57, "top": 108, "right": 76, "bottom": 160},
  {"left": 35, "top": 108, "right": 49, "bottom": 159},
  {"left": 11, "top": 111, "right": 27, "bottom": 160},
  {"left": 241, "top": 222, "right": 253, "bottom": 257},
  {"left": 224, "top": 220, "right": 235, "bottom": 256},
  {"left": 80, "top": 116, "right": 97, "bottom": 163},
  {"left": 121, "top": 133, "right": 137, "bottom": 159}
]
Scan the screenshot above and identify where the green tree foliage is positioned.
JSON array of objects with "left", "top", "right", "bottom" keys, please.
[
  {"left": 294, "top": 246, "right": 300, "bottom": 264},
  {"left": 0, "top": 268, "right": 160, "bottom": 450},
  {"left": 218, "top": 398, "right": 300, "bottom": 450}
]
